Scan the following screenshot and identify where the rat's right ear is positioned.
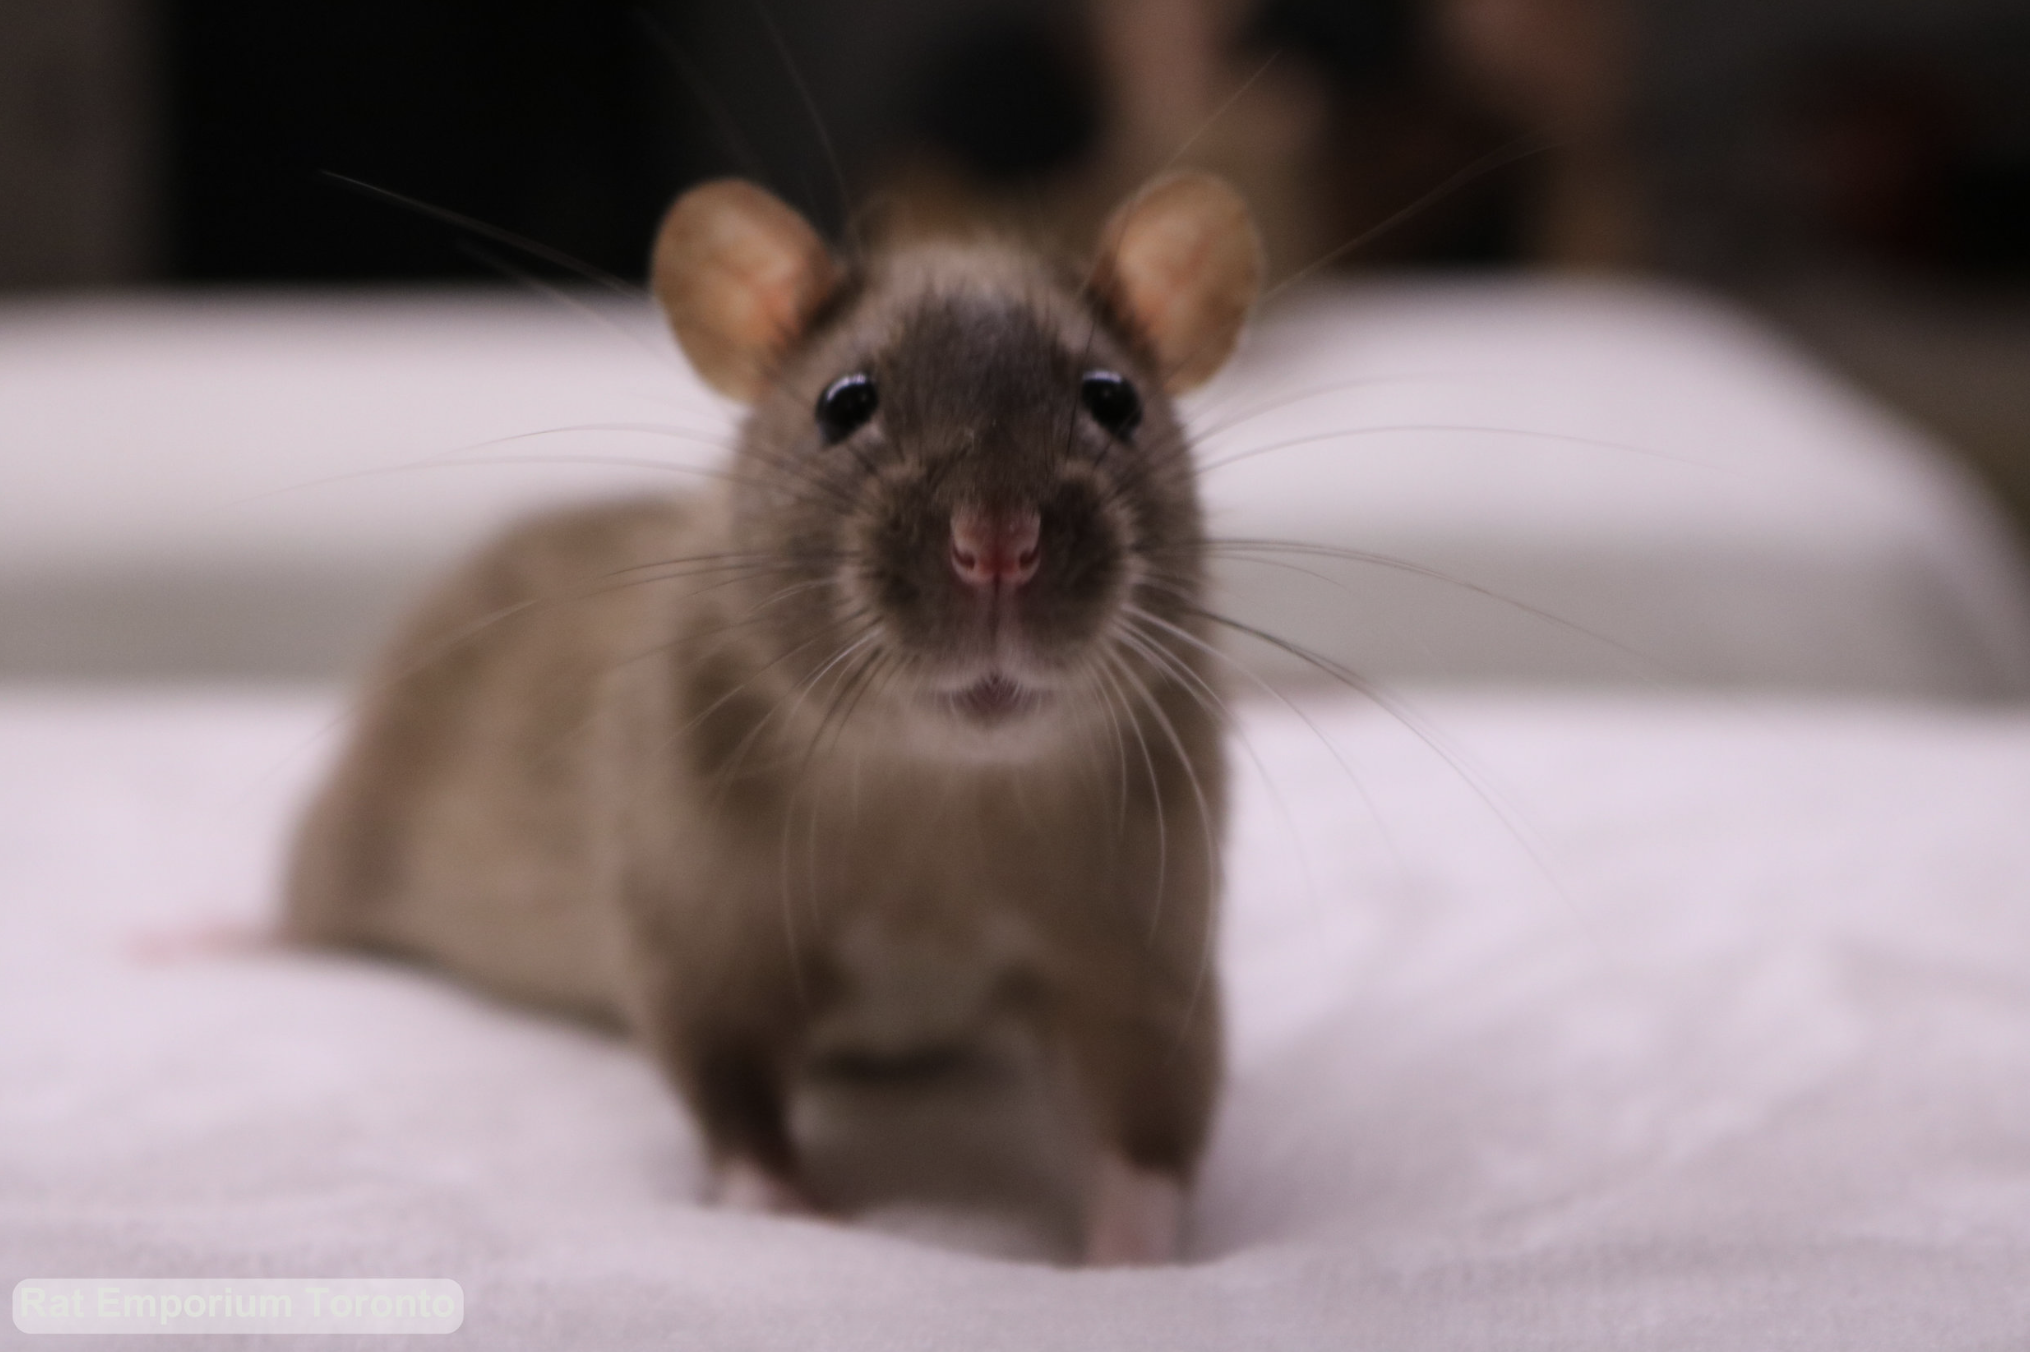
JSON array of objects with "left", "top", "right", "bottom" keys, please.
[{"left": 652, "top": 180, "right": 839, "bottom": 402}]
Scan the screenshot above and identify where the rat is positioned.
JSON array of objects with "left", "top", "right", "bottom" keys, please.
[{"left": 283, "top": 170, "right": 1262, "bottom": 1265}]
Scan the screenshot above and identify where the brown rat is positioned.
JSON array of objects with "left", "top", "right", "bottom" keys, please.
[{"left": 284, "top": 171, "right": 1262, "bottom": 1264}]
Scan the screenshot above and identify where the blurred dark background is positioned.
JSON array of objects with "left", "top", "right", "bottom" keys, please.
[{"left": 3, "top": 0, "right": 2027, "bottom": 515}]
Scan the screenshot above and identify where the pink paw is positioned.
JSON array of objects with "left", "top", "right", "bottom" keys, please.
[
  {"left": 1084, "top": 1155, "right": 1185, "bottom": 1266},
  {"left": 712, "top": 1159, "right": 817, "bottom": 1216}
]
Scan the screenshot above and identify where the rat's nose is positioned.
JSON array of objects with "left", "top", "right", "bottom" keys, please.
[{"left": 951, "top": 507, "right": 1041, "bottom": 590}]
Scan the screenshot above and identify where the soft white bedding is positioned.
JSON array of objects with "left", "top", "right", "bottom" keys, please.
[
  {"left": 5, "top": 689, "right": 2029, "bottom": 1347},
  {"left": 5, "top": 281, "right": 2028, "bottom": 692},
  {"left": 1207, "top": 282, "right": 2030, "bottom": 694}
]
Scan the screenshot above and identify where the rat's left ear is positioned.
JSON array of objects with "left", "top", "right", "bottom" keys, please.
[
  {"left": 652, "top": 180, "right": 839, "bottom": 401},
  {"left": 1090, "top": 172, "right": 1263, "bottom": 393}
]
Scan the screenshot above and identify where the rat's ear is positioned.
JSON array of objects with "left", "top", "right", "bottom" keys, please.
[
  {"left": 652, "top": 180, "right": 839, "bottom": 401},
  {"left": 1091, "top": 172, "right": 1263, "bottom": 393}
]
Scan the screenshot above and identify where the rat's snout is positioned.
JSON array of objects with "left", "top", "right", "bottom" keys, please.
[{"left": 950, "top": 507, "right": 1041, "bottom": 591}]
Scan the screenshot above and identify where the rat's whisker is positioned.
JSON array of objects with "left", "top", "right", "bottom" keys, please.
[
  {"left": 1184, "top": 371, "right": 1477, "bottom": 443},
  {"left": 506, "top": 577, "right": 870, "bottom": 780},
  {"left": 1121, "top": 601, "right": 1393, "bottom": 895},
  {"left": 799, "top": 637, "right": 891, "bottom": 773},
  {"left": 1259, "top": 134, "right": 1556, "bottom": 306},
  {"left": 1098, "top": 642, "right": 1223, "bottom": 1053},
  {"left": 1107, "top": 631, "right": 1222, "bottom": 908},
  {"left": 696, "top": 617, "right": 884, "bottom": 814},
  {"left": 262, "top": 552, "right": 811, "bottom": 791},
  {"left": 322, "top": 171, "right": 644, "bottom": 299},
  {"left": 1182, "top": 538, "right": 1678, "bottom": 684},
  {"left": 1198, "top": 423, "right": 1707, "bottom": 475},
  {"left": 1090, "top": 651, "right": 1170, "bottom": 919},
  {"left": 455, "top": 241, "right": 689, "bottom": 374},
  {"left": 1099, "top": 641, "right": 1221, "bottom": 945},
  {"left": 636, "top": 8, "right": 774, "bottom": 191},
  {"left": 1115, "top": 608, "right": 1319, "bottom": 886},
  {"left": 1079, "top": 661, "right": 1136, "bottom": 829},
  {"left": 1170, "top": 599, "right": 1574, "bottom": 910}
]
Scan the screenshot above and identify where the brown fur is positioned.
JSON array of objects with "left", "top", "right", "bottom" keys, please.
[{"left": 286, "top": 175, "right": 1259, "bottom": 1254}]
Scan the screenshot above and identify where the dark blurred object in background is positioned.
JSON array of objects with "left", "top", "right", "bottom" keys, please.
[
  {"left": 1780, "top": 43, "right": 2030, "bottom": 279},
  {"left": 1789, "top": 58, "right": 1965, "bottom": 268},
  {"left": 1645, "top": 1, "right": 2030, "bottom": 284},
  {"left": 165, "top": 0, "right": 689, "bottom": 281},
  {"left": 0, "top": 0, "right": 157, "bottom": 287},
  {"left": 911, "top": 11, "right": 1101, "bottom": 182},
  {"left": 3, "top": 0, "right": 2021, "bottom": 287},
  {"left": 1240, "top": 0, "right": 1527, "bottom": 267}
]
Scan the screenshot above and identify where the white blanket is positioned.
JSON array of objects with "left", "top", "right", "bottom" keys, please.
[
  {"left": 6, "top": 282, "right": 2028, "bottom": 693},
  {"left": 5, "top": 690, "right": 2028, "bottom": 1347}
]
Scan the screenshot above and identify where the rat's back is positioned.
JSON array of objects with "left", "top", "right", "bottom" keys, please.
[{"left": 284, "top": 494, "right": 714, "bottom": 1023}]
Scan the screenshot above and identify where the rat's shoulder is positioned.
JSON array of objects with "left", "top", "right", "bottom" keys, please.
[{"left": 362, "top": 493, "right": 718, "bottom": 698}]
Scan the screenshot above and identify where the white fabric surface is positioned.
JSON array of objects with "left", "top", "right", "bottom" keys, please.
[
  {"left": 4, "top": 281, "right": 2028, "bottom": 691},
  {"left": 5, "top": 689, "right": 2029, "bottom": 1347},
  {"left": 1204, "top": 281, "right": 2030, "bottom": 694}
]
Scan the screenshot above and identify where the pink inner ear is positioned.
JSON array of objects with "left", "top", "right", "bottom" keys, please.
[
  {"left": 653, "top": 179, "right": 837, "bottom": 401},
  {"left": 1129, "top": 225, "right": 1214, "bottom": 356},
  {"left": 741, "top": 245, "right": 826, "bottom": 357},
  {"left": 698, "top": 219, "right": 827, "bottom": 384},
  {"left": 1096, "top": 174, "right": 1261, "bottom": 393}
]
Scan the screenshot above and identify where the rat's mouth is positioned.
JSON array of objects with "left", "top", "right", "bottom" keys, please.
[{"left": 943, "top": 672, "right": 1044, "bottom": 724}]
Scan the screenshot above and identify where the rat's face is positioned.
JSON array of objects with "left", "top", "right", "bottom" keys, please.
[
  {"left": 731, "top": 257, "right": 1206, "bottom": 747},
  {"left": 652, "top": 175, "right": 1260, "bottom": 756}
]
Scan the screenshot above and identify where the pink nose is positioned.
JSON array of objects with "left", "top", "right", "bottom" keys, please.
[{"left": 951, "top": 508, "right": 1041, "bottom": 590}]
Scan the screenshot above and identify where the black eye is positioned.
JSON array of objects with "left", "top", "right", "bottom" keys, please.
[
  {"left": 1080, "top": 370, "right": 1142, "bottom": 440},
  {"left": 816, "top": 373, "right": 878, "bottom": 444}
]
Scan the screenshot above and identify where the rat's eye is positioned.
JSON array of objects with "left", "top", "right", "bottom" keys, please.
[
  {"left": 1080, "top": 371, "right": 1142, "bottom": 440},
  {"left": 816, "top": 373, "right": 878, "bottom": 443}
]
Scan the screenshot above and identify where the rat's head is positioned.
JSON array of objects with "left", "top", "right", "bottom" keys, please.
[{"left": 652, "top": 175, "right": 1260, "bottom": 757}]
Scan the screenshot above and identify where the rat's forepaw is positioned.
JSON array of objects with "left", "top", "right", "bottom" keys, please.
[
  {"left": 712, "top": 1159, "right": 818, "bottom": 1216},
  {"left": 1083, "top": 1154, "right": 1184, "bottom": 1266}
]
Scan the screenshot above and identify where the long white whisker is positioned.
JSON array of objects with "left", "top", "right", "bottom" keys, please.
[
  {"left": 1098, "top": 643, "right": 1222, "bottom": 1047},
  {"left": 1089, "top": 651, "right": 1169, "bottom": 921},
  {"left": 1120, "top": 604, "right": 1373, "bottom": 910},
  {"left": 1198, "top": 423, "right": 1707, "bottom": 476},
  {"left": 1186, "top": 539, "right": 1676, "bottom": 684},
  {"left": 1171, "top": 600, "right": 1582, "bottom": 923}
]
